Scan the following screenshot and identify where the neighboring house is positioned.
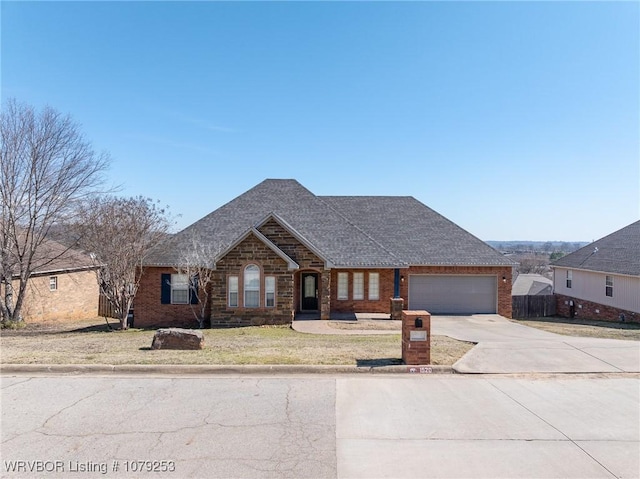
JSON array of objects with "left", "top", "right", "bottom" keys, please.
[
  {"left": 551, "top": 220, "right": 640, "bottom": 322},
  {"left": 512, "top": 274, "right": 553, "bottom": 296},
  {"left": 1, "top": 239, "right": 99, "bottom": 322},
  {"left": 136, "top": 179, "right": 516, "bottom": 328}
]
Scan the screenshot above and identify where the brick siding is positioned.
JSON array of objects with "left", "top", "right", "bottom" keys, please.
[
  {"left": 330, "top": 269, "right": 395, "bottom": 314},
  {"left": 555, "top": 293, "right": 638, "bottom": 323},
  {"left": 134, "top": 267, "right": 204, "bottom": 329},
  {"left": 12, "top": 269, "right": 99, "bottom": 322}
]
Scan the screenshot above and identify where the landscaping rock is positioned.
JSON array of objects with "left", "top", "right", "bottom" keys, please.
[{"left": 151, "top": 328, "right": 205, "bottom": 350}]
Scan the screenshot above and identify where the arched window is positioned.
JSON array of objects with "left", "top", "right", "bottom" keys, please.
[{"left": 244, "top": 264, "right": 260, "bottom": 308}]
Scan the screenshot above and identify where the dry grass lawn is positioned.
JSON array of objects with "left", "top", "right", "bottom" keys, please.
[
  {"left": 514, "top": 317, "right": 640, "bottom": 341},
  {"left": 0, "top": 318, "right": 473, "bottom": 366}
]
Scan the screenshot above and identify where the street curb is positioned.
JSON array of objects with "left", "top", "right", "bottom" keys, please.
[{"left": 0, "top": 363, "right": 455, "bottom": 376}]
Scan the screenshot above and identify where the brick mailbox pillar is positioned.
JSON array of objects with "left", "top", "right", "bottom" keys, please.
[{"left": 401, "top": 310, "right": 431, "bottom": 365}]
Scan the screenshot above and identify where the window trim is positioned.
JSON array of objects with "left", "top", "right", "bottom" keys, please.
[
  {"left": 171, "top": 274, "right": 189, "bottom": 304},
  {"left": 265, "top": 276, "right": 276, "bottom": 308},
  {"left": 368, "top": 272, "right": 380, "bottom": 300},
  {"left": 605, "top": 275, "right": 613, "bottom": 297},
  {"left": 244, "top": 264, "right": 260, "bottom": 308},
  {"left": 228, "top": 275, "right": 239, "bottom": 308},
  {"left": 49, "top": 276, "right": 58, "bottom": 291},
  {"left": 566, "top": 270, "right": 572, "bottom": 289},
  {"left": 337, "top": 272, "right": 349, "bottom": 300}
]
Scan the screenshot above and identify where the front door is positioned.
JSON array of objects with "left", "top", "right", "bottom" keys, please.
[{"left": 301, "top": 273, "right": 319, "bottom": 311}]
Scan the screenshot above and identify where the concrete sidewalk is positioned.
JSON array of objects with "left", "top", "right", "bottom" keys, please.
[{"left": 293, "top": 315, "right": 640, "bottom": 374}]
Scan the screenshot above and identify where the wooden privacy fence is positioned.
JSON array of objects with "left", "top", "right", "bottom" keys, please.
[
  {"left": 512, "top": 295, "right": 556, "bottom": 319},
  {"left": 98, "top": 293, "right": 118, "bottom": 319}
]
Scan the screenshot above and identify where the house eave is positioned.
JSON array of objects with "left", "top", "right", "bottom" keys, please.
[
  {"left": 550, "top": 265, "right": 640, "bottom": 279},
  {"left": 20, "top": 265, "right": 99, "bottom": 279}
]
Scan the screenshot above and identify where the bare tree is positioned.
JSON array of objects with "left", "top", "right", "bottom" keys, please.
[
  {"left": 0, "top": 99, "right": 109, "bottom": 324},
  {"left": 74, "top": 196, "right": 172, "bottom": 330},
  {"left": 516, "top": 254, "right": 549, "bottom": 276},
  {"left": 173, "top": 234, "right": 223, "bottom": 328}
]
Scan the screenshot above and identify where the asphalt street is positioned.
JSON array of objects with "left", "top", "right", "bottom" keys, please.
[{"left": 1, "top": 374, "right": 638, "bottom": 479}]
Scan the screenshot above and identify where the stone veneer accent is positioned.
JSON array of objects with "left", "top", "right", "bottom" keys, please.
[{"left": 210, "top": 234, "right": 294, "bottom": 327}]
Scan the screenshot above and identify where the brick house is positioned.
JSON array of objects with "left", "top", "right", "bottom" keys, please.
[
  {"left": 551, "top": 220, "right": 639, "bottom": 322},
  {"left": 1, "top": 239, "right": 99, "bottom": 322},
  {"left": 135, "top": 179, "right": 515, "bottom": 328}
]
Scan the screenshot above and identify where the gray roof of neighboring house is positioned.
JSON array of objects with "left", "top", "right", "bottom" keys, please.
[
  {"left": 145, "top": 179, "right": 514, "bottom": 268},
  {"left": 8, "top": 236, "right": 96, "bottom": 278},
  {"left": 512, "top": 274, "right": 553, "bottom": 296},
  {"left": 550, "top": 220, "right": 640, "bottom": 276}
]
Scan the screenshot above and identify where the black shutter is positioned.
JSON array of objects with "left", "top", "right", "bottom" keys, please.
[
  {"left": 190, "top": 274, "right": 199, "bottom": 305},
  {"left": 161, "top": 274, "right": 171, "bottom": 304}
]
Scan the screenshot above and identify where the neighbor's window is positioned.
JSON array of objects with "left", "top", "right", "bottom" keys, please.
[
  {"left": 171, "top": 274, "right": 189, "bottom": 304},
  {"left": 337, "top": 272, "right": 348, "bottom": 300},
  {"left": 605, "top": 275, "right": 613, "bottom": 297},
  {"left": 566, "top": 270, "right": 572, "bottom": 289},
  {"left": 369, "top": 273, "right": 380, "bottom": 300},
  {"left": 265, "top": 276, "right": 276, "bottom": 307},
  {"left": 228, "top": 276, "right": 239, "bottom": 307},
  {"left": 353, "top": 272, "right": 364, "bottom": 300},
  {"left": 244, "top": 264, "right": 260, "bottom": 308},
  {"left": 49, "top": 276, "right": 58, "bottom": 291}
]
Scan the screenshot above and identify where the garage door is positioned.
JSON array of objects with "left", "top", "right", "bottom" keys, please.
[{"left": 408, "top": 275, "right": 497, "bottom": 314}]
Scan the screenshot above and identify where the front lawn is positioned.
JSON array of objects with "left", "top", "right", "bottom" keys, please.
[
  {"left": 0, "top": 318, "right": 473, "bottom": 366},
  {"left": 514, "top": 317, "right": 640, "bottom": 341}
]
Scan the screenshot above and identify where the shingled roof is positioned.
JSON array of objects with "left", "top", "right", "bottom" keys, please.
[
  {"left": 6, "top": 235, "right": 96, "bottom": 279},
  {"left": 551, "top": 220, "right": 640, "bottom": 277},
  {"left": 145, "top": 179, "right": 514, "bottom": 268},
  {"left": 320, "top": 196, "right": 514, "bottom": 266}
]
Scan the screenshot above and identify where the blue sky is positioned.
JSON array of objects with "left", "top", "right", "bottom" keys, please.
[{"left": 2, "top": 1, "right": 638, "bottom": 242}]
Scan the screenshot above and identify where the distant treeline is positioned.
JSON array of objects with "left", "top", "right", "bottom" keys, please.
[{"left": 486, "top": 241, "right": 589, "bottom": 254}]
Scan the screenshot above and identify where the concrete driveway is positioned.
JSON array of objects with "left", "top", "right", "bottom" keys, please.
[
  {"left": 293, "top": 315, "right": 640, "bottom": 374},
  {"left": 432, "top": 315, "right": 640, "bottom": 374}
]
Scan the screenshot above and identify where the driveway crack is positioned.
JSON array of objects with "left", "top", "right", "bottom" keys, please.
[
  {"left": 562, "top": 341, "right": 625, "bottom": 372},
  {"left": 487, "top": 380, "right": 619, "bottom": 479}
]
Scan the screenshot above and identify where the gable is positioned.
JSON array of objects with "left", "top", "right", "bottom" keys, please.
[
  {"left": 215, "top": 232, "right": 295, "bottom": 271},
  {"left": 257, "top": 217, "right": 328, "bottom": 269},
  {"left": 216, "top": 229, "right": 299, "bottom": 271}
]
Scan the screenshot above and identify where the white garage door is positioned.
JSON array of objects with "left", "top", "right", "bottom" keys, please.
[{"left": 408, "top": 275, "right": 497, "bottom": 314}]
